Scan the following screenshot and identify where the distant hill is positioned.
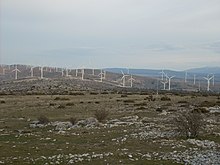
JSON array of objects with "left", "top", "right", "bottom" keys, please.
[
  {"left": 187, "top": 67, "right": 220, "bottom": 74},
  {"left": 104, "top": 67, "right": 220, "bottom": 84},
  {"left": 104, "top": 67, "right": 220, "bottom": 78}
]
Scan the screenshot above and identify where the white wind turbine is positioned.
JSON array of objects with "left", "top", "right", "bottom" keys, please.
[
  {"left": 165, "top": 75, "right": 175, "bottom": 91},
  {"left": 128, "top": 75, "right": 135, "bottom": 87},
  {"left": 121, "top": 70, "right": 129, "bottom": 87},
  {"left": 12, "top": 65, "right": 21, "bottom": 80},
  {"left": 98, "top": 69, "right": 105, "bottom": 82},
  {"left": 203, "top": 74, "right": 214, "bottom": 91}
]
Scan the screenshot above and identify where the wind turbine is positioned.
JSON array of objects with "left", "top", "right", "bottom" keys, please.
[
  {"left": 98, "top": 69, "right": 104, "bottom": 82},
  {"left": 165, "top": 75, "right": 175, "bottom": 91},
  {"left": 121, "top": 70, "right": 129, "bottom": 87},
  {"left": 203, "top": 75, "right": 214, "bottom": 91},
  {"left": 128, "top": 75, "right": 135, "bottom": 87},
  {"left": 12, "top": 65, "right": 21, "bottom": 80}
]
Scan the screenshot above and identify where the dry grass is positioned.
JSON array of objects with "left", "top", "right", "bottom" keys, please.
[{"left": 0, "top": 93, "right": 219, "bottom": 164}]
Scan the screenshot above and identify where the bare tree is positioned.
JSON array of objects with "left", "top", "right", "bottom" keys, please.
[{"left": 174, "top": 111, "right": 204, "bottom": 138}]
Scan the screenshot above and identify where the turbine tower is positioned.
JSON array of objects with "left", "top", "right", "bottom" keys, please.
[
  {"left": 103, "top": 70, "right": 106, "bottom": 79},
  {"left": 203, "top": 75, "right": 214, "bottom": 91},
  {"left": 40, "top": 66, "right": 44, "bottom": 79},
  {"left": 128, "top": 75, "right": 135, "bottom": 87},
  {"left": 185, "top": 71, "right": 187, "bottom": 83},
  {"left": 1, "top": 67, "right": 6, "bottom": 75},
  {"left": 211, "top": 74, "right": 215, "bottom": 86},
  {"left": 30, "top": 66, "right": 35, "bottom": 77},
  {"left": 193, "top": 74, "right": 196, "bottom": 85},
  {"left": 81, "top": 68, "right": 84, "bottom": 80},
  {"left": 161, "top": 80, "right": 168, "bottom": 90},
  {"left": 75, "top": 69, "right": 78, "bottom": 77},
  {"left": 66, "top": 68, "right": 69, "bottom": 77},
  {"left": 12, "top": 65, "right": 21, "bottom": 80}
]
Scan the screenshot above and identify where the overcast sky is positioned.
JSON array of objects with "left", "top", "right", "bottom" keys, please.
[{"left": 1, "top": 0, "right": 220, "bottom": 70}]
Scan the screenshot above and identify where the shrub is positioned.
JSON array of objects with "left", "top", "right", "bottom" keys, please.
[
  {"left": 101, "top": 91, "right": 109, "bottom": 94},
  {"left": 173, "top": 111, "right": 204, "bottom": 138},
  {"left": 156, "top": 107, "right": 163, "bottom": 112},
  {"left": 49, "top": 103, "right": 56, "bottom": 106},
  {"left": 90, "top": 92, "right": 98, "bottom": 95},
  {"left": 38, "top": 115, "right": 50, "bottom": 124},
  {"left": 66, "top": 102, "right": 75, "bottom": 106},
  {"left": 94, "top": 109, "right": 109, "bottom": 123},
  {"left": 57, "top": 105, "right": 66, "bottom": 109},
  {"left": 134, "top": 102, "right": 147, "bottom": 106},
  {"left": 123, "top": 99, "right": 135, "bottom": 103},
  {"left": 216, "top": 101, "right": 220, "bottom": 106},
  {"left": 161, "top": 96, "right": 171, "bottom": 101},
  {"left": 69, "top": 92, "right": 84, "bottom": 96},
  {"left": 178, "top": 100, "right": 188, "bottom": 104},
  {"left": 121, "top": 94, "right": 128, "bottom": 98},
  {"left": 193, "top": 107, "right": 209, "bottom": 113},
  {"left": 54, "top": 97, "right": 70, "bottom": 101},
  {"left": 200, "top": 101, "right": 215, "bottom": 107},
  {"left": 136, "top": 106, "right": 146, "bottom": 110},
  {"left": 69, "top": 117, "right": 77, "bottom": 125},
  {"left": 0, "top": 100, "right": 6, "bottom": 104}
]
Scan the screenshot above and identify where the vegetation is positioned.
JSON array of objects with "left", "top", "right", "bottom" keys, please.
[
  {"left": 174, "top": 111, "right": 204, "bottom": 138},
  {"left": 94, "top": 109, "right": 109, "bottom": 123},
  {"left": 69, "top": 117, "right": 77, "bottom": 125},
  {"left": 38, "top": 115, "right": 50, "bottom": 124},
  {"left": 0, "top": 93, "right": 219, "bottom": 164}
]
